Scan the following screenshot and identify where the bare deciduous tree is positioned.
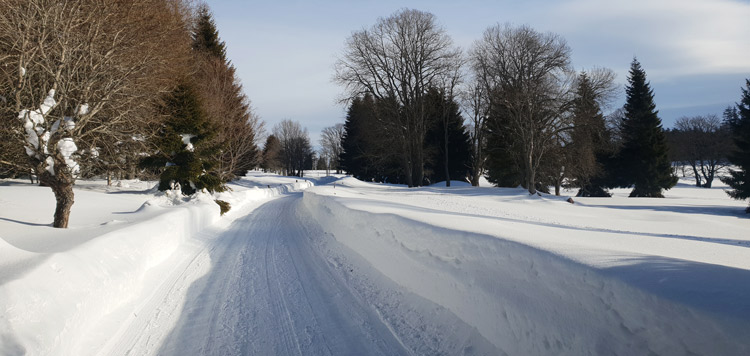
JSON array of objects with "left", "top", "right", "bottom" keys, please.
[
  {"left": 195, "top": 57, "right": 262, "bottom": 180},
  {"left": 0, "top": 0, "right": 191, "bottom": 227},
  {"left": 320, "top": 123, "right": 345, "bottom": 175},
  {"left": 673, "top": 114, "right": 730, "bottom": 188},
  {"left": 470, "top": 24, "right": 572, "bottom": 195},
  {"left": 334, "top": 8, "right": 462, "bottom": 187},
  {"left": 273, "top": 120, "right": 312, "bottom": 177},
  {"left": 460, "top": 78, "right": 490, "bottom": 186}
]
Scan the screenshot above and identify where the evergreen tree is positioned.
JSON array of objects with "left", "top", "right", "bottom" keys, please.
[
  {"left": 340, "top": 95, "right": 375, "bottom": 180},
  {"left": 141, "top": 81, "right": 225, "bottom": 195},
  {"left": 570, "top": 73, "right": 613, "bottom": 197},
  {"left": 617, "top": 59, "right": 676, "bottom": 197},
  {"left": 192, "top": 5, "right": 226, "bottom": 61},
  {"left": 484, "top": 94, "right": 524, "bottom": 188},
  {"left": 261, "top": 135, "right": 282, "bottom": 173},
  {"left": 722, "top": 79, "right": 750, "bottom": 212},
  {"left": 424, "top": 88, "right": 472, "bottom": 184}
]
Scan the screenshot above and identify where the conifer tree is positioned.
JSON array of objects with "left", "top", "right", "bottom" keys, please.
[
  {"left": 618, "top": 59, "right": 677, "bottom": 197},
  {"left": 192, "top": 5, "right": 226, "bottom": 61},
  {"left": 340, "top": 95, "right": 375, "bottom": 180},
  {"left": 141, "top": 81, "right": 225, "bottom": 195},
  {"left": 424, "top": 88, "right": 472, "bottom": 184},
  {"left": 261, "top": 135, "right": 282, "bottom": 173},
  {"left": 570, "top": 73, "right": 613, "bottom": 197},
  {"left": 722, "top": 79, "right": 750, "bottom": 212}
]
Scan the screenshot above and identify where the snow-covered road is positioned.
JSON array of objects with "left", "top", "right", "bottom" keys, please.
[
  {"left": 4, "top": 173, "right": 749, "bottom": 355},
  {"left": 106, "top": 193, "right": 409, "bottom": 356}
]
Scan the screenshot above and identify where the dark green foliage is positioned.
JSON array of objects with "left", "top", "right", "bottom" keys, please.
[
  {"left": 722, "top": 79, "right": 750, "bottom": 212},
  {"left": 215, "top": 199, "right": 231, "bottom": 216},
  {"left": 261, "top": 135, "right": 282, "bottom": 173},
  {"left": 140, "top": 81, "right": 225, "bottom": 195},
  {"left": 192, "top": 5, "right": 226, "bottom": 61},
  {"left": 617, "top": 59, "right": 677, "bottom": 197},
  {"left": 570, "top": 73, "right": 613, "bottom": 197},
  {"left": 484, "top": 95, "right": 524, "bottom": 188},
  {"left": 423, "top": 89, "right": 472, "bottom": 184},
  {"left": 340, "top": 94, "right": 401, "bottom": 183}
]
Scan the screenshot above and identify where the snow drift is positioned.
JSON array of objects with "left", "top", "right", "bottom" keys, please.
[
  {"left": 0, "top": 178, "right": 312, "bottom": 355},
  {"left": 300, "top": 180, "right": 750, "bottom": 355}
]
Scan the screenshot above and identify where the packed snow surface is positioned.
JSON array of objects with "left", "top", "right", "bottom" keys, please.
[{"left": 1, "top": 172, "right": 749, "bottom": 355}]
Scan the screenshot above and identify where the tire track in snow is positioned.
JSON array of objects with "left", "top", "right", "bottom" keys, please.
[{"left": 115, "top": 193, "right": 410, "bottom": 355}]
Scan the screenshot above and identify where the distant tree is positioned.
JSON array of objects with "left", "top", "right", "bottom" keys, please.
[
  {"left": 334, "top": 8, "right": 463, "bottom": 187},
  {"left": 471, "top": 24, "right": 572, "bottom": 195},
  {"left": 617, "top": 59, "right": 677, "bottom": 197},
  {"left": 460, "top": 80, "right": 490, "bottom": 186},
  {"left": 261, "top": 135, "right": 281, "bottom": 173},
  {"left": 273, "top": 120, "right": 312, "bottom": 177},
  {"left": 568, "top": 69, "right": 618, "bottom": 196},
  {"left": 722, "top": 80, "right": 750, "bottom": 212},
  {"left": 320, "top": 123, "right": 345, "bottom": 174},
  {"left": 672, "top": 115, "right": 730, "bottom": 188},
  {"left": 140, "top": 81, "right": 224, "bottom": 195}
]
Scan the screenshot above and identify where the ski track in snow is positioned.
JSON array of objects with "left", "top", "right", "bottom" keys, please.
[{"left": 106, "top": 194, "right": 409, "bottom": 356}]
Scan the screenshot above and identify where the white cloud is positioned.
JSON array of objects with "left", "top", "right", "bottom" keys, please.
[{"left": 552, "top": 0, "right": 750, "bottom": 78}]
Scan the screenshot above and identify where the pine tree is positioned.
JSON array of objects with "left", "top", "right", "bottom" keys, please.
[
  {"left": 192, "top": 5, "right": 226, "bottom": 61},
  {"left": 141, "top": 81, "right": 225, "bottom": 195},
  {"left": 618, "top": 59, "right": 677, "bottom": 197},
  {"left": 722, "top": 79, "right": 750, "bottom": 212}
]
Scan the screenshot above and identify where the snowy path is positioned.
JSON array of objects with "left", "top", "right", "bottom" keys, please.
[{"left": 107, "top": 193, "right": 409, "bottom": 356}]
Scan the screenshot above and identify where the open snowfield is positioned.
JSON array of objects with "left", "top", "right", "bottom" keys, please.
[{"left": 1, "top": 171, "right": 749, "bottom": 355}]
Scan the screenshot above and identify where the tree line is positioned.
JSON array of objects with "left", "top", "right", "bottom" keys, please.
[
  {"left": 0, "top": 1, "right": 262, "bottom": 227},
  {"left": 330, "top": 8, "right": 750, "bottom": 212}
]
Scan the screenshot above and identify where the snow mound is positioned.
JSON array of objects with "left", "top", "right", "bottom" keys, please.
[
  {"left": 300, "top": 183, "right": 750, "bottom": 355},
  {"left": 0, "top": 178, "right": 313, "bottom": 355}
]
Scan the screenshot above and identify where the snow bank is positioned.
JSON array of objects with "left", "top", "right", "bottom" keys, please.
[
  {"left": 301, "top": 186, "right": 750, "bottom": 355},
  {"left": 0, "top": 179, "right": 312, "bottom": 355}
]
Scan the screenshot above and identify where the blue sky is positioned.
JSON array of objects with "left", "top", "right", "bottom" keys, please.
[{"left": 209, "top": 0, "right": 750, "bottom": 144}]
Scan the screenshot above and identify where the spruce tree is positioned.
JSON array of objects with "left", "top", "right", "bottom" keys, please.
[
  {"left": 141, "top": 81, "right": 225, "bottom": 195},
  {"left": 340, "top": 95, "right": 375, "bottom": 180},
  {"left": 570, "top": 73, "right": 613, "bottom": 197},
  {"left": 722, "top": 79, "right": 750, "bottom": 212},
  {"left": 192, "top": 5, "right": 226, "bottom": 61},
  {"left": 424, "top": 88, "right": 472, "bottom": 184},
  {"left": 618, "top": 59, "right": 677, "bottom": 197}
]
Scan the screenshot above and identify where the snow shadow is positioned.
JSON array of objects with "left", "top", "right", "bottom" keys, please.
[
  {"left": 0, "top": 216, "right": 50, "bottom": 227},
  {"left": 590, "top": 203, "right": 747, "bottom": 218},
  {"left": 602, "top": 256, "right": 750, "bottom": 321},
  {"left": 343, "top": 197, "right": 750, "bottom": 249}
]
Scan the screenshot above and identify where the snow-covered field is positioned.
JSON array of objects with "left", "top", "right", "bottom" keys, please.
[{"left": 1, "top": 171, "right": 749, "bottom": 355}]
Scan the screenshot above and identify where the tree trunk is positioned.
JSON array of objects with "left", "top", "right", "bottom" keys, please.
[
  {"left": 51, "top": 180, "right": 75, "bottom": 228},
  {"left": 39, "top": 168, "right": 75, "bottom": 228},
  {"left": 690, "top": 163, "right": 701, "bottom": 187},
  {"left": 444, "top": 123, "right": 450, "bottom": 187},
  {"left": 525, "top": 151, "right": 536, "bottom": 195}
]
